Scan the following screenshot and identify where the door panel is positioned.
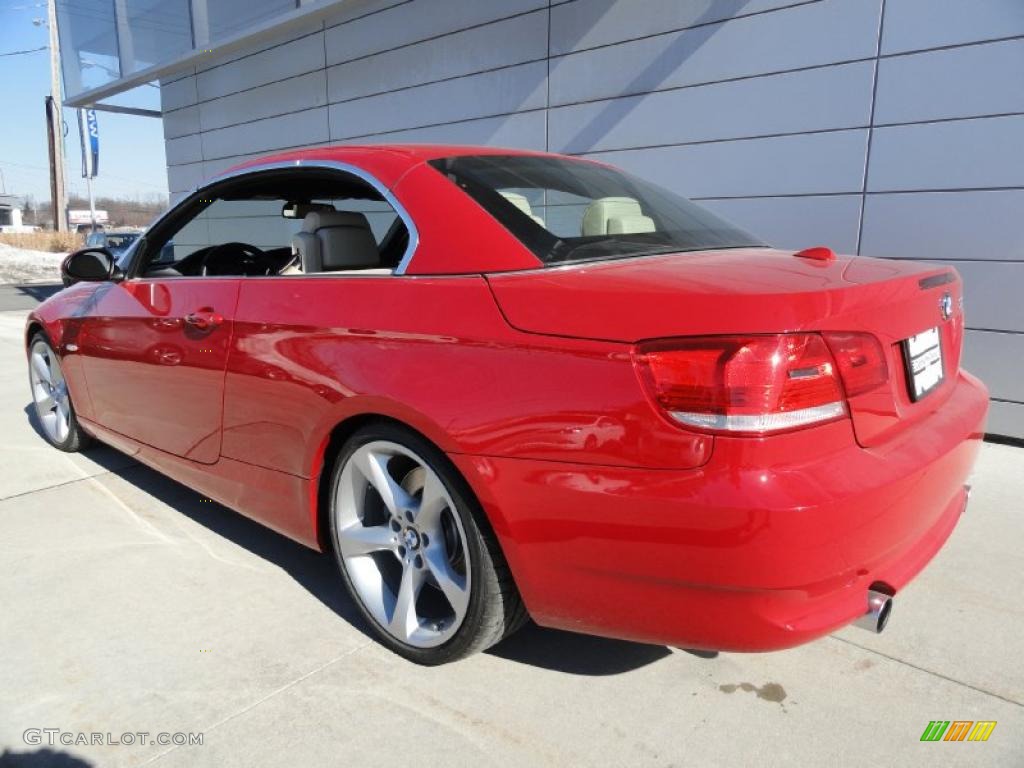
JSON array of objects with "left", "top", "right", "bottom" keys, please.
[{"left": 78, "top": 278, "right": 240, "bottom": 463}]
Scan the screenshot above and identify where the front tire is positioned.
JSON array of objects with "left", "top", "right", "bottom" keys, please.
[
  {"left": 329, "top": 422, "right": 525, "bottom": 664},
  {"left": 28, "top": 333, "right": 91, "bottom": 452}
]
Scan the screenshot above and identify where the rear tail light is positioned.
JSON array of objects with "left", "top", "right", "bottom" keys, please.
[
  {"left": 634, "top": 332, "right": 886, "bottom": 435},
  {"left": 821, "top": 332, "right": 888, "bottom": 397}
]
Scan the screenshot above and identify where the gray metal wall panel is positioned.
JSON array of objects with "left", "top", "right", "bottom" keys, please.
[
  {"left": 166, "top": 161, "right": 204, "bottom": 195},
  {"left": 948, "top": 261, "right": 1024, "bottom": 334},
  {"left": 881, "top": 0, "right": 1024, "bottom": 54},
  {"left": 963, "top": 330, "right": 1024, "bottom": 404},
  {"left": 326, "top": 10, "right": 548, "bottom": 103},
  {"left": 199, "top": 70, "right": 328, "bottom": 132},
  {"left": 699, "top": 195, "right": 863, "bottom": 254},
  {"left": 201, "top": 107, "right": 329, "bottom": 161},
  {"left": 338, "top": 111, "right": 548, "bottom": 151},
  {"left": 591, "top": 130, "right": 869, "bottom": 198},
  {"left": 165, "top": 133, "right": 203, "bottom": 166},
  {"left": 327, "top": 61, "right": 548, "bottom": 139},
  {"left": 160, "top": 73, "right": 198, "bottom": 112},
  {"left": 324, "top": 0, "right": 545, "bottom": 65},
  {"left": 874, "top": 39, "right": 1024, "bottom": 125},
  {"left": 860, "top": 191, "right": 1024, "bottom": 262},
  {"left": 867, "top": 115, "right": 1024, "bottom": 191},
  {"left": 550, "top": 0, "right": 811, "bottom": 56},
  {"left": 162, "top": 105, "right": 200, "bottom": 140},
  {"left": 987, "top": 401, "right": 1024, "bottom": 440},
  {"left": 548, "top": 0, "right": 882, "bottom": 106},
  {"left": 196, "top": 33, "right": 326, "bottom": 102},
  {"left": 549, "top": 61, "right": 874, "bottom": 154}
]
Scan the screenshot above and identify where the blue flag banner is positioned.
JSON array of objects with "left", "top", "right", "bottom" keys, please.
[{"left": 78, "top": 108, "right": 99, "bottom": 179}]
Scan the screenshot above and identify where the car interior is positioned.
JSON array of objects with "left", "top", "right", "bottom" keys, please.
[
  {"left": 495, "top": 191, "right": 656, "bottom": 237},
  {"left": 138, "top": 169, "right": 409, "bottom": 278}
]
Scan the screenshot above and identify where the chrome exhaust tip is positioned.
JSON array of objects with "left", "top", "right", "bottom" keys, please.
[{"left": 853, "top": 589, "right": 893, "bottom": 634}]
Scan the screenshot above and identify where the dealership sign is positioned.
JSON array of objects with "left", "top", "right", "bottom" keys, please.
[
  {"left": 68, "top": 209, "right": 109, "bottom": 225},
  {"left": 77, "top": 108, "right": 99, "bottom": 179}
]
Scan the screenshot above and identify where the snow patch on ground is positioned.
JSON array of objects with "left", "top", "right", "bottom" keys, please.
[{"left": 0, "top": 243, "right": 65, "bottom": 284}]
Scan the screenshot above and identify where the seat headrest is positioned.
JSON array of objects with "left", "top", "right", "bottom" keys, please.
[
  {"left": 301, "top": 210, "right": 369, "bottom": 233},
  {"left": 500, "top": 191, "right": 545, "bottom": 226},
  {"left": 292, "top": 210, "right": 380, "bottom": 273},
  {"left": 581, "top": 196, "right": 656, "bottom": 237}
]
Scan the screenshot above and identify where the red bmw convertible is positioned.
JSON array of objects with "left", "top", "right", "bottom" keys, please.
[{"left": 27, "top": 145, "right": 987, "bottom": 664}]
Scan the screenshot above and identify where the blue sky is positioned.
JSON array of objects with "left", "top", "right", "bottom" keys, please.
[{"left": 0, "top": 3, "right": 168, "bottom": 203}]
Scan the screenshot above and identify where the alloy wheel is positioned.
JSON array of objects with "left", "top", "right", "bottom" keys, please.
[
  {"left": 29, "top": 340, "right": 71, "bottom": 444},
  {"left": 334, "top": 440, "right": 471, "bottom": 648}
]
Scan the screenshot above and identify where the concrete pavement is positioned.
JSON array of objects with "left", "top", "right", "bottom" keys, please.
[
  {"left": 0, "top": 283, "right": 62, "bottom": 312},
  {"left": 0, "top": 304, "right": 1021, "bottom": 767}
]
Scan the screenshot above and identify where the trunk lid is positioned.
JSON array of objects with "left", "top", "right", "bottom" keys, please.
[{"left": 486, "top": 248, "right": 964, "bottom": 447}]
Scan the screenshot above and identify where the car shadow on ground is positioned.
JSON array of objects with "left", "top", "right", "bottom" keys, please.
[
  {"left": 13, "top": 283, "right": 63, "bottom": 302},
  {"left": 0, "top": 748, "right": 93, "bottom": 766},
  {"left": 23, "top": 403, "right": 683, "bottom": 675},
  {"left": 0, "top": 283, "right": 63, "bottom": 312},
  {"left": 487, "top": 623, "right": 673, "bottom": 674}
]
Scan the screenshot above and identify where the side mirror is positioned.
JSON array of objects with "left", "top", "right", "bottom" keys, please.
[{"left": 61, "top": 247, "right": 121, "bottom": 286}]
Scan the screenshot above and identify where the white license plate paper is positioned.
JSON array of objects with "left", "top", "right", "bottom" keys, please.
[{"left": 903, "top": 327, "right": 944, "bottom": 401}]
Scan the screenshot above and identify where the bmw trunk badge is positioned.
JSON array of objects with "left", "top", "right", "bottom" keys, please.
[{"left": 940, "top": 292, "right": 953, "bottom": 321}]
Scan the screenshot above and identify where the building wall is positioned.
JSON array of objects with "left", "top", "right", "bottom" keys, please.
[{"left": 159, "top": 0, "right": 1024, "bottom": 438}]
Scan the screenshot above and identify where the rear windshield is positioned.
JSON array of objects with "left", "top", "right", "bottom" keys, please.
[
  {"left": 429, "top": 154, "right": 763, "bottom": 266},
  {"left": 105, "top": 233, "right": 139, "bottom": 249}
]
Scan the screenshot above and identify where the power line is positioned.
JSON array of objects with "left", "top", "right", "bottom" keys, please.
[
  {"left": 0, "top": 158, "right": 169, "bottom": 191},
  {"left": 0, "top": 45, "right": 46, "bottom": 57}
]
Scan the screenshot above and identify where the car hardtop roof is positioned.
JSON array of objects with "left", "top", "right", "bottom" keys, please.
[
  {"left": 223, "top": 144, "right": 596, "bottom": 180},
  {"left": 278, "top": 144, "right": 560, "bottom": 160}
]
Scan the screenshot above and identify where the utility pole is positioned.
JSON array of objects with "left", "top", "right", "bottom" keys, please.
[
  {"left": 46, "top": 0, "right": 68, "bottom": 232},
  {"left": 85, "top": 168, "right": 96, "bottom": 232}
]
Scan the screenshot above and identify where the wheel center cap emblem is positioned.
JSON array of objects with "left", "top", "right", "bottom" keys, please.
[{"left": 404, "top": 529, "right": 420, "bottom": 550}]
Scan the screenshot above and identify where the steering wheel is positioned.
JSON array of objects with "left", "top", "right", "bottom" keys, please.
[{"left": 200, "top": 242, "right": 273, "bottom": 276}]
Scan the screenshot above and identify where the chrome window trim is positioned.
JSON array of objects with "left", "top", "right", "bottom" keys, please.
[{"left": 139, "top": 158, "right": 420, "bottom": 277}]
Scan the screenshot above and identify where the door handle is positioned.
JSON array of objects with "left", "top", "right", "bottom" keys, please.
[{"left": 184, "top": 310, "right": 223, "bottom": 331}]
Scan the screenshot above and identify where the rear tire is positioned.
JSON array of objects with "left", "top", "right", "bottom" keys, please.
[
  {"left": 27, "top": 333, "right": 91, "bottom": 453},
  {"left": 329, "top": 422, "right": 525, "bottom": 664}
]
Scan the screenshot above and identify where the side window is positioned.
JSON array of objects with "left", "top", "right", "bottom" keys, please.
[
  {"left": 136, "top": 171, "right": 410, "bottom": 278},
  {"left": 171, "top": 199, "right": 300, "bottom": 262}
]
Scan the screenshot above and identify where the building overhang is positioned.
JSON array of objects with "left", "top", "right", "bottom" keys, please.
[{"left": 60, "top": 0, "right": 347, "bottom": 110}]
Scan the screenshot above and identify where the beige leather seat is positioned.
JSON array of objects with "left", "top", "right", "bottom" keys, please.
[
  {"left": 581, "top": 196, "right": 656, "bottom": 236},
  {"left": 291, "top": 211, "right": 383, "bottom": 274},
  {"left": 500, "top": 191, "right": 545, "bottom": 226}
]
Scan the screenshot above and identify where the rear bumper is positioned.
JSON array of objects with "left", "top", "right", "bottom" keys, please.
[{"left": 452, "top": 370, "right": 988, "bottom": 651}]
